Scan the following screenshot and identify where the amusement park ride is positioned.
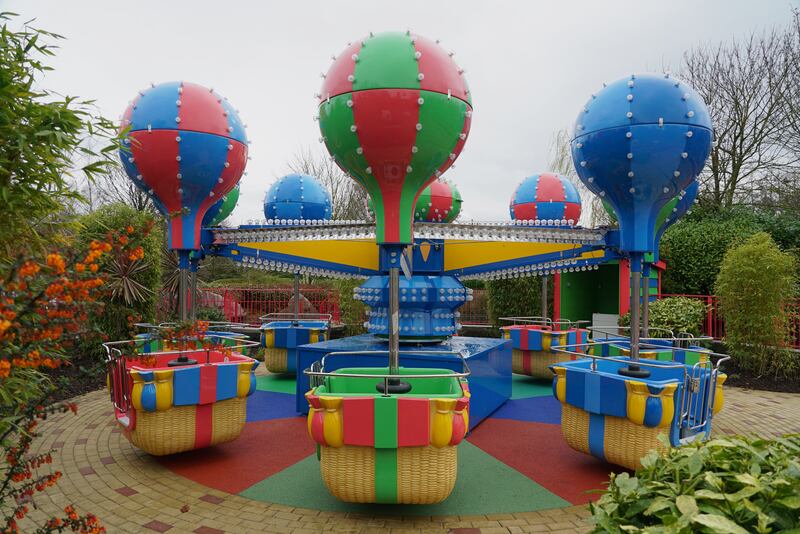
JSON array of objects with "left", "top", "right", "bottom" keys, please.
[{"left": 105, "top": 31, "right": 728, "bottom": 505}]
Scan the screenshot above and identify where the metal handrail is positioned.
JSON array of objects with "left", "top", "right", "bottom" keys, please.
[
  {"left": 304, "top": 350, "right": 471, "bottom": 396},
  {"left": 552, "top": 339, "right": 729, "bottom": 372},
  {"left": 103, "top": 337, "right": 260, "bottom": 363},
  {"left": 259, "top": 312, "right": 333, "bottom": 323},
  {"left": 588, "top": 326, "right": 714, "bottom": 346},
  {"left": 499, "top": 316, "right": 552, "bottom": 327}
]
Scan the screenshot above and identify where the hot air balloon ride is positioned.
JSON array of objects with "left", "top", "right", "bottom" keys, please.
[
  {"left": 549, "top": 74, "right": 727, "bottom": 470},
  {"left": 105, "top": 82, "right": 259, "bottom": 456},
  {"left": 305, "top": 31, "right": 473, "bottom": 504},
  {"left": 502, "top": 173, "right": 589, "bottom": 378},
  {"left": 260, "top": 174, "right": 333, "bottom": 374}
]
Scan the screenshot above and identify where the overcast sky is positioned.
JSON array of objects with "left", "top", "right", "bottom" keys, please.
[{"left": 8, "top": 0, "right": 797, "bottom": 224}]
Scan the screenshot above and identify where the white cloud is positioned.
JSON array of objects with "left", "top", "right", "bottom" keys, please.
[{"left": 11, "top": 0, "right": 795, "bottom": 224}]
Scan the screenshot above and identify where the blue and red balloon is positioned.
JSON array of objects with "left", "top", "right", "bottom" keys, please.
[
  {"left": 509, "top": 173, "right": 581, "bottom": 224},
  {"left": 119, "top": 81, "right": 248, "bottom": 250}
]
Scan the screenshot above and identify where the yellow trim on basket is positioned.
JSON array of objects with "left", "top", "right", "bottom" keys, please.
[
  {"left": 153, "top": 370, "right": 173, "bottom": 411},
  {"left": 713, "top": 374, "right": 727, "bottom": 414},
  {"left": 320, "top": 396, "right": 343, "bottom": 448},
  {"left": 431, "top": 399, "right": 457, "bottom": 448},
  {"left": 236, "top": 361, "right": 255, "bottom": 398},
  {"left": 263, "top": 328, "right": 275, "bottom": 348},
  {"left": 553, "top": 366, "right": 567, "bottom": 403}
]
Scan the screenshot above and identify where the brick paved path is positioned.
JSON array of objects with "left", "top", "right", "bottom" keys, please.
[{"left": 19, "top": 387, "right": 800, "bottom": 534}]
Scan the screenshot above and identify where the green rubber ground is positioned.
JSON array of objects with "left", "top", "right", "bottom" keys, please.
[{"left": 239, "top": 441, "right": 568, "bottom": 515}]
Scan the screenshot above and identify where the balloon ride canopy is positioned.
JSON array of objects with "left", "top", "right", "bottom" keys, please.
[{"left": 571, "top": 73, "right": 713, "bottom": 378}]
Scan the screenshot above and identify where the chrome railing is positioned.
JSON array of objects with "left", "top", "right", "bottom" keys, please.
[
  {"left": 303, "top": 350, "right": 471, "bottom": 397},
  {"left": 102, "top": 337, "right": 260, "bottom": 415},
  {"left": 259, "top": 312, "right": 332, "bottom": 324},
  {"left": 552, "top": 338, "right": 730, "bottom": 440}
]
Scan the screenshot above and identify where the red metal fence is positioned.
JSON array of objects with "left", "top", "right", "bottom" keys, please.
[
  {"left": 158, "top": 287, "right": 341, "bottom": 325},
  {"left": 157, "top": 285, "right": 800, "bottom": 348},
  {"left": 659, "top": 293, "right": 800, "bottom": 349}
]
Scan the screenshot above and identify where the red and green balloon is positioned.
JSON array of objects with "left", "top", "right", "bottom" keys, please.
[
  {"left": 202, "top": 184, "right": 240, "bottom": 227},
  {"left": 414, "top": 179, "right": 462, "bottom": 222},
  {"left": 318, "top": 31, "right": 472, "bottom": 244}
]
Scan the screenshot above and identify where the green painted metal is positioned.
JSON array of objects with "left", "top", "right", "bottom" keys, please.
[
  {"left": 210, "top": 185, "right": 239, "bottom": 226},
  {"left": 374, "top": 448, "right": 398, "bottom": 503},
  {"left": 320, "top": 368, "right": 462, "bottom": 397},
  {"left": 401, "top": 90, "right": 467, "bottom": 228},
  {"left": 373, "top": 396, "right": 398, "bottom": 448},
  {"left": 604, "top": 195, "right": 680, "bottom": 233},
  {"left": 353, "top": 32, "right": 419, "bottom": 91},
  {"left": 318, "top": 92, "right": 384, "bottom": 227}
]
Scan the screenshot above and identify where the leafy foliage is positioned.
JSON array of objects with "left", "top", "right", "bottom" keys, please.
[
  {"left": 619, "top": 297, "right": 707, "bottom": 337},
  {"left": 78, "top": 205, "right": 162, "bottom": 343},
  {"left": 486, "top": 277, "right": 550, "bottom": 327},
  {"left": 660, "top": 206, "right": 800, "bottom": 295},
  {"left": 660, "top": 209, "right": 763, "bottom": 295},
  {"left": 331, "top": 279, "right": 366, "bottom": 337},
  {"left": 1, "top": 233, "right": 145, "bottom": 532},
  {"left": 590, "top": 434, "right": 800, "bottom": 533},
  {"left": 0, "top": 12, "right": 117, "bottom": 257},
  {"left": 715, "top": 232, "right": 798, "bottom": 379}
]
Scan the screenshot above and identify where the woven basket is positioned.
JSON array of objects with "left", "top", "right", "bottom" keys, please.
[
  {"left": 264, "top": 347, "right": 289, "bottom": 374},
  {"left": 603, "top": 413, "right": 667, "bottom": 470},
  {"left": 561, "top": 404, "right": 591, "bottom": 454},
  {"left": 512, "top": 349, "right": 566, "bottom": 379},
  {"left": 561, "top": 403, "right": 667, "bottom": 470},
  {"left": 127, "top": 397, "right": 247, "bottom": 456},
  {"left": 320, "top": 445, "right": 457, "bottom": 504}
]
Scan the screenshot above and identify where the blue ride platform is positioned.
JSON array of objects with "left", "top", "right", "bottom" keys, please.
[{"left": 296, "top": 334, "right": 512, "bottom": 430}]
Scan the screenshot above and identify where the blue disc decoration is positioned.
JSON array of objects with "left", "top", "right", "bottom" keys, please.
[
  {"left": 571, "top": 74, "right": 712, "bottom": 253},
  {"left": 263, "top": 174, "right": 332, "bottom": 222}
]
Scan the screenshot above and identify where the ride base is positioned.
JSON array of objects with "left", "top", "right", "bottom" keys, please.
[{"left": 297, "top": 335, "right": 511, "bottom": 429}]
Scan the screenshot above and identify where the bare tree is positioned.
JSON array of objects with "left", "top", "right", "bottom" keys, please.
[
  {"left": 287, "top": 147, "right": 370, "bottom": 220},
  {"left": 548, "top": 129, "right": 610, "bottom": 227},
  {"left": 92, "top": 165, "right": 156, "bottom": 212},
  {"left": 681, "top": 23, "right": 798, "bottom": 209}
]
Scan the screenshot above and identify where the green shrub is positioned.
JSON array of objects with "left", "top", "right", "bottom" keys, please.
[
  {"left": 660, "top": 209, "right": 763, "bottom": 295},
  {"left": 78, "top": 203, "right": 163, "bottom": 343},
  {"left": 715, "top": 232, "right": 798, "bottom": 379},
  {"left": 486, "top": 277, "right": 549, "bottom": 327},
  {"left": 332, "top": 279, "right": 366, "bottom": 337},
  {"left": 619, "top": 297, "right": 707, "bottom": 337},
  {"left": 590, "top": 434, "right": 800, "bottom": 533},
  {"left": 196, "top": 306, "right": 226, "bottom": 322}
]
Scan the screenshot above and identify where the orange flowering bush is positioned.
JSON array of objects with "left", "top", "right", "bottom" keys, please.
[{"left": 0, "top": 228, "right": 149, "bottom": 533}]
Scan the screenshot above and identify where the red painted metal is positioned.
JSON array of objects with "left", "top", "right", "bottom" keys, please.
[
  {"left": 159, "top": 287, "right": 342, "bottom": 325},
  {"left": 659, "top": 293, "right": 800, "bottom": 349}
]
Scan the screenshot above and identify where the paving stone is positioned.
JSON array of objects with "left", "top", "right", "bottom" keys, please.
[
  {"left": 143, "top": 519, "right": 174, "bottom": 532},
  {"left": 15, "top": 386, "right": 800, "bottom": 533}
]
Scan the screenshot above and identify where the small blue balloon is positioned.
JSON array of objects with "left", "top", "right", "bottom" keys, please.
[
  {"left": 263, "top": 174, "right": 332, "bottom": 222},
  {"left": 572, "top": 74, "right": 712, "bottom": 253}
]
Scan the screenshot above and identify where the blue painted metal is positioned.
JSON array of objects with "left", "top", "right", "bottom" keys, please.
[
  {"left": 260, "top": 320, "right": 329, "bottom": 374},
  {"left": 653, "top": 181, "right": 699, "bottom": 263},
  {"left": 554, "top": 357, "right": 718, "bottom": 448},
  {"left": 572, "top": 74, "right": 712, "bottom": 253},
  {"left": 263, "top": 174, "right": 332, "bottom": 221},
  {"left": 356, "top": 274, "right": 468, "bottom": 340},
  {"left": 212, "top": 245, "right": 379, "bottom": 276},
  {"left": 296, "top": 334, "right": 512, "bottom": 430}
]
